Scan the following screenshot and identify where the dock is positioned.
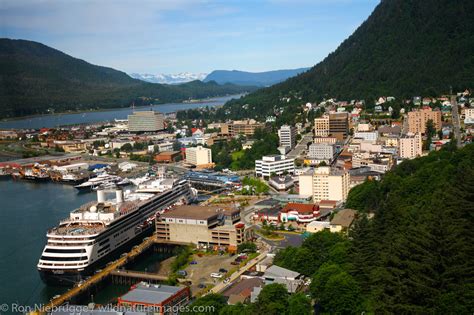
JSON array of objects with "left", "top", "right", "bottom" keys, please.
[{"left": 42, "top": 235, "right": 190, "bottom": 311}]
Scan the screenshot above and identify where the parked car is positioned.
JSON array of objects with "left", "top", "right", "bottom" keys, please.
[
  {"left": 231, "top": 261, "right": 240, "bottom": 265},
  {"left": 210, "top": 272, "right": 223, "bottom": 279},
  {"left": 198, "top": 283, "right": 206, "bottom": 289},
  {"left": 190, "top": 260, "right": 198, "bottom": 265},
  {"left": 177, "top": 270, "right": 187, "bottom": 277},
  {"left": 219, "top": 268, "right": 228, "bottom": 273}
]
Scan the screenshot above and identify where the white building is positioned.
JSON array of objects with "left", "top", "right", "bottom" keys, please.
[
  {"left": 299, "top": 166, "right": 350, "bottom": 203},
  {"left": 464, "top": 108, "right": 474, "bottom": 124},
  {"left": 278, "top": 125, "right": 297, "bottom": 150},
  {"left": 399, "top": 133, "right": 422, "bottom": 159},
  {"left": 255, "top": 155, "right": 295, "bottom": 178},
  {"left": 128, "top": 111, "right": 165, "bottom": 132},
  {"left": 308, "top": 143, "right": 337, "bottom": 164},
  {"left": 185, "top": 146, "right": 212, "bottom": 166},
  {"left": 354, "top": 131, "right": 378, "bottom": 142}
]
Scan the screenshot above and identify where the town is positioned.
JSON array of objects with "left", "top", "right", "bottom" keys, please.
[{"left": 0, "top": 89, "right": 472, "bottom": 313}]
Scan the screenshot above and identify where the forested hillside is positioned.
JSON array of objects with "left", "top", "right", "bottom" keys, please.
[
  {"left": 0, "top": 39, "right": 256, "bottom": 118},
  {"left": 273, "top": 142, "right": 474, "bottom": 313},
  {"left": 214, "top": 0, "right": 474, "bottom": 121}
]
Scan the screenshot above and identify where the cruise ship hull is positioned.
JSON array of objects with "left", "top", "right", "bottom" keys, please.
[{"left": 38, "top": 226, "right": 153, "bottom": 286}]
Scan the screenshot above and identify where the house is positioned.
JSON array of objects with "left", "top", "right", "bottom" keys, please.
[
  {"left": 253, "top": 207, "right": 281, "bottom": 224},
  {"left": 268, "top": 175, "right": 294, "bottom": 191},
  {"left": 263, "top": 265, "right": 304, "bottom": 293},
  {"left": 222, "top": 278, "right": 264, "bottom": 305},
  {"left": 330, "top": 209, "right": 356, "bottom": 232}
]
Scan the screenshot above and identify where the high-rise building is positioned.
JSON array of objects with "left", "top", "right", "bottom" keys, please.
[
  {"left": 329, "top": 112, "right": 350, "bottom": 140},
  {"left": 314, "top": 116, "right": 330, "bottom": 137},
  {"left": 278, "top": 125, "right": 297, "bottom": 150},
  {"left": 299, "top": 166, "right": 350, "bottom": 203},
  {"left": 185, "top": 146, "right": 212, "bottom": 166},
  {"left": 399, "top": 133, "right": 422, "bottom": 159},
  {"left": 128, "top": 110, "right": 165, "bottom": 132},
  {"left": 255, "top": 155, "right": 295, "bottom": 177},
  {"left": 407, "top": 108, "right": 441, "bottom": 134}
]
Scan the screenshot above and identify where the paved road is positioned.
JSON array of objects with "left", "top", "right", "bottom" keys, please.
[
  {"left": 451, "top": 95, "right": 462, "bottom": 148},
  {"left": 287, "top": 133, "right": 313, "bottom": 159}
]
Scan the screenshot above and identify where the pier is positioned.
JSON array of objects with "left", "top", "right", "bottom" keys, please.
[{"left": 42, "top": 235, "right": 191, "bottom": 311}]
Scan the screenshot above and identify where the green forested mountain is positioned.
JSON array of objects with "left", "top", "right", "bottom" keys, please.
[
  {"left": 215, "top": 0, "right": 474, "bottom": 121},
  {"left": 0, "top": 39, "right": 256, "bottom": 118},
  {"left": 272, "top": 143, "right": 474, "bottom": 313}
]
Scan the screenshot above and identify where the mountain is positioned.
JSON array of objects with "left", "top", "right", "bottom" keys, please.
[
  {"left": 0, "top": 39, "right": 256, "bottom": 118},
  {"left": 129, "top": 72, "right": 207, "bottom": 84},
  {"left": 203, "top": 68, "right": 310, "bottom": 87},
  {"left": 218, "top": 0, "right": 474, "bottom": 122}
]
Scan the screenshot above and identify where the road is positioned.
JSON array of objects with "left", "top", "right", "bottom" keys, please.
[
  {"left": 287, "top": 133, "right": 313, "bottom": 159},
  {"left": 451, "top": 95, "right": 462, "bottom": 148}
]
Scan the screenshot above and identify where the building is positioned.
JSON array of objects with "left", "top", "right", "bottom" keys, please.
[
  {"left": 268, "top": 175, "right": 294, "bottom": 191},
  {"left": 156, "top": 205, "right": 248, "bottom": 251},
  {"left": 329, "top": 209, "right": 356, "bottom": 232},
  {"left": 278, "top": 125, "right": 297, "bottom": 150},
  {"left": 263, "top": 265, "right": 303, "bottom": 293},
  {"left": 329, "top": 112, "right": 350, "bottom": 140},
  {"left": 128, "top": 111, "right": 165, "bottom": 132},
  {"left": 354, "top": 131, "right": 378, "bottom": 142},
  {"left": 313, "top": 136, "right": 337, "bottom": 144},
  {"left": 299, "top": 166, "right": 350, "bottom": 203},
  {"left": 279, "top": 203, "right": 320, "bottom": 223},
  {"left": 399, "top": 133, "right": 422, "bottom": 159},
  {"left": 221, "top": 120, "right": 267, "bottom": 136},
  {"left": 314, "top": 116, "right": 330, "bottom": 137},
  {"left": 255, "top": 155, "right": 295, "bottom": 178},
  {"left": 118, "top": 282, "right": 190, "bottom": 313},
  {"left": 308, "top": 143, "right": 337, "bottom": 164},
  {"left": 155, "top": 151, "right": 181, "bottom": 163},
  {"left": 407, "top": 108, "right": 442, "bottom": 134},
  {"left": 185, "top": 146, "right": 212, "bottom": 166},
  {"left": 464, "top": 108, "right": 474, "bottom": 124}
]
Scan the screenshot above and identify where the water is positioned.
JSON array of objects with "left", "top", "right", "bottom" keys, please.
[
  {"left": 0, "top": 94, "right": 242, "bottom": 129},
  {"left": 0, "top": 180, "right": 96, "bottom": 309}
]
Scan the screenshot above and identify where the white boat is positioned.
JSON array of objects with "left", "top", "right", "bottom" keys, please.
[
  {"left": 135, "top": 178, "right": 176, "bottom": 193},
  {"left": 74, "top": 173, "right": 123, "bottom": 191}
]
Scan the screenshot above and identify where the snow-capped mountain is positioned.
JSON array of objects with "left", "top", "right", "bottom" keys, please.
[{"left": 129, "top": 72, "right": 208, "bottom": 84}]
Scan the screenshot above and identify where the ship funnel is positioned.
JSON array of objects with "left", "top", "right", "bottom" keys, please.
[
  {"left": 97, "top": 189, "right": 106, "bottom": 203},
  {"left": 116, "top": 189, "right": 124, "bottom": 204}
]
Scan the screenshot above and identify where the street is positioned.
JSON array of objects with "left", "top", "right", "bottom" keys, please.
[{"left": 287, "top": 133, "right": 312, "bottom": 159}]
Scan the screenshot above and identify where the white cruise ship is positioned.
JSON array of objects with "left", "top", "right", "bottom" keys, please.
[{"left": 37, "top": 180, "right": 194, "bottom": 285}]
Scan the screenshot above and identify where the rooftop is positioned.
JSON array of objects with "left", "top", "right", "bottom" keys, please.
[
  {"left": 161, "top": 205, "right": 238, "bottom": 220},
  {"left": 119, "top": 283, "right": 184, "bottom": 305},
  {"left": 281, "top": 203, "right": 318, "bottom": 214},
  {"left": 264, "top": 265, "right": 300, "bottom": 279},
  {"left": 331, "top": 209, "right": 356, "bottom": 228}
]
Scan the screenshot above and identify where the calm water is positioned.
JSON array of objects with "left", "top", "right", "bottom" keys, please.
[
  {"left": 0, "top": 180, "right": 96, "bottom": 309},
  {"left": 0, "top": 94, "right": 242, "bottom": 129}
]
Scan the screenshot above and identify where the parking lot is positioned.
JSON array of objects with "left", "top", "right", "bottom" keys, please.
[{"left": 184, "top": 253, "right": 239, "bottom": 296}]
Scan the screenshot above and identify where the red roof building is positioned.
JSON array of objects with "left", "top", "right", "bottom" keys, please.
[{"left": 280, "top": 203, "right": 320, "bottom": 223}]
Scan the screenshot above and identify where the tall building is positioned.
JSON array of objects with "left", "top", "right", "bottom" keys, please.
[
  {"left": 255, "top": 155, "right": 295, "bottom": 177},
  {"left": 314, "top": 116, "right": 330, "bottom": 137},
  {"left": 329, "top": 112, "right": 350, "bottom": 140},
  {"left": 221, "top": 120, "right": 267, "bottom": 136},
  {"left": 185, "top": 146, "right": 212, "bottom": 166},
  {"left": 308, "top": 143, "right": 337, "bottom": 164},
  {"left": 299, "top": 166, "right": 350, "bottom": 203},
  {"left": 278, "top": 125, "right": 297, "bottom": 150},
  {"left": 127, "top": 110, "right": 165, "bottom": 132},
  {"left": 399, "top": 133, "right": 422, "bottom": 159},
  {"left": 407, "top": 108, "right": 442, "bottom": 134},
  {"left": 156, "top": 205, "right": 248, "bottom": 251}
]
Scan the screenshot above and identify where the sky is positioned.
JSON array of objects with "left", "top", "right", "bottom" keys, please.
[{"left": 1, "top": 0, "right": 380, "bottom": 74}]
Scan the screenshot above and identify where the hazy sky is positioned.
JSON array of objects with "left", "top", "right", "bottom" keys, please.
[{"left": 1, "top": 0, "right": 379, "bottom": 74}]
